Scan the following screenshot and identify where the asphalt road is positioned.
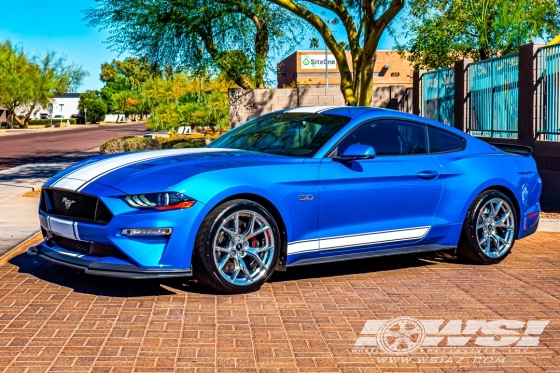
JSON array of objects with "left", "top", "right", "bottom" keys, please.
[{"left": 0, "top": 123, "right": 148, "bottom": 170}]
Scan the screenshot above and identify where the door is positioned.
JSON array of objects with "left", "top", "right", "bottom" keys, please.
[{"left": 318, "top": 119, "right": 444, "bottom": 252}]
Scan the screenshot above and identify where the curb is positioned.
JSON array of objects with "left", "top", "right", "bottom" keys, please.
[
  {"left": 0, "top": 122, "right": 144, "bottom": 137},
  {"left": 537, "top": 218, "right": 560, "bottom": 233},
  {"left": 0, "top": 232, "right": 42, "bottom": 265}
]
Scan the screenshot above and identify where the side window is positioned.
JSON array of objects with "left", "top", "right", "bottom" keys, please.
[
  {"left": 336, "top": 120, "right": 428, "bottom": 156},
  {"left": 428, "top": 126, "right": 465, "bottom": 153}
]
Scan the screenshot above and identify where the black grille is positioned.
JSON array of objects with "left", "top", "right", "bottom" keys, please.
[
  {"left": 52, "top": 235, "right": 90, "bottom": 254},
  {"left": 50, "top": 235, "right": 128, "bottom": 260},
  {"left": 43, "top": 188, "right": 112, "bottom": 224}
]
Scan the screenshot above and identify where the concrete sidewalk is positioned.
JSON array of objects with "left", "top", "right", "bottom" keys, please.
[{"left": 0, "top": 149, "right": 99, "bottom": 257}]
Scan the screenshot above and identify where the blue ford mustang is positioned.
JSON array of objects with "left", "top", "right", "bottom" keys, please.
[{"left": 30, "top": 106, "right": 541, "bottom": 293}]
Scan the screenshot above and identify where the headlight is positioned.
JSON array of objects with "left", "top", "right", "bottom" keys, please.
[{"left": 124, "top": 192, "right": 196, "bottom": 210}]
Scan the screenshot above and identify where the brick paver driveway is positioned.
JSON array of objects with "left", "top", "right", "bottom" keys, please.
[{"left": 0, "top": 232, "right": 559, "bottom": 372}]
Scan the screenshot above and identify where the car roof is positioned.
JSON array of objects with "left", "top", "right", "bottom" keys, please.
[
  {"left": 283, "top": 105, "right": 468, "bottom": 138},
  {"left": 283, "top": 105, "right": 380, "bottom": 118},
  {"left": 283, "top": 105, "right": 429, "bottom": 120}
]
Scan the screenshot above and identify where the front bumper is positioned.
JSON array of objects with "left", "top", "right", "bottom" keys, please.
[
  {"left": 28, "top": 243, "right": 192, "bottom": 279},
  {"left": 34, "top": 182, "right": 212, "bottom": 278}
]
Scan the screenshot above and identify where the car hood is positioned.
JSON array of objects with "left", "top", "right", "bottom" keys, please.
[{"left": 46, "top": 148, "right": 304, "bottom": 194}]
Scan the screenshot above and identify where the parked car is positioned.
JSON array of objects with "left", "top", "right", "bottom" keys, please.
[
  {"left": 39, "top": 113, "right": 49, "bottom": 119},
  {"left": 30, "top": 106, "right": 541, "bottom": 293},
  {"left": 52, "top": 115, "right": 63, "bottom": 119},
  {"left": 71, "top": 113, "right": 85, "bottom": 124}
]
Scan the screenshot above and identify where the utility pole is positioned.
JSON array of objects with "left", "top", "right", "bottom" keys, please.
[
  {"left": 325, "top": 43, "right": 329, "bottom": 88},
  {"left": 59, "top": 104, "right": 64, "bottom": 126},
  {"left": 48, "top": 103, "right": 53, "bottom": 128}
]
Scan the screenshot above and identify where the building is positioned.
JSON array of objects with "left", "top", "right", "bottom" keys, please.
[
  {"left": 277, "top": 50, "right": 414, "bottom": 88},
  {"left": 15, "top": 93, "right": 81, "bottom": 119},
  {"left": 49, "top": 93, "right": 81, "bottom": 118},
  {"left": 0, "top": 108, "right": 7, "bottom": 123}
]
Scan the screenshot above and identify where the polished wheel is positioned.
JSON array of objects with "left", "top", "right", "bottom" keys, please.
[
  {"left": 458, "top": 190, "right": 518, "bottom": 265},
  {"left": 475, "top": 198, "right": 515, "bottom": 258},
  {"left": 193, "top": 199, "right": 280, "bottom": 294},
  {"left": 213, "top": 210, "right": 275, "bottom": 286}
]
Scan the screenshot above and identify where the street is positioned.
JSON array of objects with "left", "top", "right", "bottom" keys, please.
[{"left": 0, "top": 123, "right": 148, "bottom": 170}]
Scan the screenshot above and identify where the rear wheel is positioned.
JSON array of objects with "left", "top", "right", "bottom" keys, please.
[
  {"left": 193, "top": 199, "right": 280, "bottom": 293},
  {"left": 458, "top": 190, "right": 517, "bottom": 264}
]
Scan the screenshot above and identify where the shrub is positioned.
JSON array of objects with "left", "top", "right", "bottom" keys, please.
[
  {"left": 172, "top": 141, "right": 205, "bottom": 149},
  {"left": 100, "top": 135, "right": 209, "bottom": 154},
  {"left": 79, "top": 90, "right": 108, "bottom": 123},
  {"left": 85, "top": 98, "right": 108, "bottom": 123},
  {"left": 100, "top": 136, "right": 161, "bottom": 154},
  {"left": 146, "top": 90, "right": 229, "bottom": 132},
  {"left": 29, "top": 118, "right": 77, "bottom": 125}
]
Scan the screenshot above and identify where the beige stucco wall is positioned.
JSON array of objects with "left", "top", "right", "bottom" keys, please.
[{"left": 229, "top": 86, "right": 409, "bottom": 128}]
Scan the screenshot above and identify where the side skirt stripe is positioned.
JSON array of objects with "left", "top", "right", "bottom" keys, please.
[{"left": 287, "top": 227, "right": 430, "bottom": 254}]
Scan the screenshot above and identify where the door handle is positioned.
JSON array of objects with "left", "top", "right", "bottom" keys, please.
[{"left": 417, "top": 170, "right": 439, "bottom": 180}]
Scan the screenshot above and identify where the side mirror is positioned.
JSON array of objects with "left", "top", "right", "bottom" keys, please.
[{"left": 334, "top": 144, "right": 376, "bottom": 163}]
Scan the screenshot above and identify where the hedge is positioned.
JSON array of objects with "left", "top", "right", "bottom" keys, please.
[
  {"left": 29, "top": 118, "right": 78, "bottom": 126},
  {"left": 100, "top": 135, "right": 207, "bottom": 154}
]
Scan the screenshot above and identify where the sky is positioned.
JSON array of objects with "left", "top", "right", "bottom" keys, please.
[{"left": 1, "top": 0, "right": 398, "bottom": 91}]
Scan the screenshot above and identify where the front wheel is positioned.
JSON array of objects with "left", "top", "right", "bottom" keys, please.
[
  {"left": 458, "top": 190, "right": 518, "bottom": 264},
  {"left": 193, "top": 199, "right": 280, "bottom": 294}
]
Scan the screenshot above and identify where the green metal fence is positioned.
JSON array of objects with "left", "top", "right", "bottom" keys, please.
[
  {"left": 467, "top": 53, "right": 519, "bottom": 138},
  {"left": 537, "top": 44, "right": 560, "bottom": 141},
  {"left": 421, "top": 68, "right": 455, "bottom": 125}
]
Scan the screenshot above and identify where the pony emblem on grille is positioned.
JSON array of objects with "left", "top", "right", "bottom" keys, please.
[{"left": 62, "top": 196, "right": 76, "bottom": 210}]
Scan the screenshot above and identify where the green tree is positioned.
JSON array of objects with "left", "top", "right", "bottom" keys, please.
[
  {"left": 78, "top": 90, "right": 108, "bottom": 123},
  {"left": 98, "top": 57, "right": 157, "bottom": 121},
  {"left": 143, "top": 73, "right": 232, "bottom": 131},
  {"left": 263, "top": 0, "right": 405, "bottom": 105},
  {"left": 84, "top": 0, "right": 306, "bottom": 89},
  {"left": 0, "top": 41, "right": 86, "bottom": 128},
  {"left": 20, "top": 52, "right": 86, "bottom": 127},
  {"left": 100, "top": 57, "right": 156, "bottom": 90},
  {"left": 309, "top": 37, "right": 320, "bottom": 49},
  {"left": 397, "top": 0, "right": 560, "bottom": 70},
  {"left": 0, "top": 41, "right": 36, "bottom": 128}
]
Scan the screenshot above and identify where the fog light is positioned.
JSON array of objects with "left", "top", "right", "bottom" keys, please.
[{"left": 121, "top": 228, "right": 173, "bottom": 236}]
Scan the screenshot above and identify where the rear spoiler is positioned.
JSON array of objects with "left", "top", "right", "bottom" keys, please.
[{"left": 488, "top": 142, "right": 533, "bottom": 155}]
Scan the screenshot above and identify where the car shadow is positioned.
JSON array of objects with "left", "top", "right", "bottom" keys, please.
[
  {"left": 0, "top": 153, "right": 95, "bottom": 180},
  {"left": 8, "top": 250, "right": 464, "bottom": 297},
  {"left": 8, "top": 253, "right": 179, "bottom": 297},
  {"left": 270, "top": 250, "right": 461, "bottom": 283}
]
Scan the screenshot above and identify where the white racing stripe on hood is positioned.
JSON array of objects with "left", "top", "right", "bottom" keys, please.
[
  {"left": 285, "top": 106, "right": 339, "bottom": 113},
  {"left": 51, "top": 148, "right": 231, "bottom": 192}
]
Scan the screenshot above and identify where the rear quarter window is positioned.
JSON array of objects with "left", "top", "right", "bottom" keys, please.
[{"left": 428, "top": 126, "right": 465, "bottom": 153}]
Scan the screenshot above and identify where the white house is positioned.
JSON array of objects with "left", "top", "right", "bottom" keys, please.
[
  {"left": 49, "top": 93, "right": 81, "bottom": 118},
  {"left": 17, "top": 93, "right": 81, "bottom": 119}
]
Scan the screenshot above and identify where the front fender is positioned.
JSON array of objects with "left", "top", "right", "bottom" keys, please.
[{"left": 172, "top": 162, "right": 321, "bottom": 245}]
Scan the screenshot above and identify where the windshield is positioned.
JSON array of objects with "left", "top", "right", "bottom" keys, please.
[{"left": 207, "top": 113, "right": 350, "bottom": 157}]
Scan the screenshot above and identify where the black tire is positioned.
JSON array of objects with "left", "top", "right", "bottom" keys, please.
[
  {"left": 192, "top": 199, "right": 280, "bottom": 294},
  {"left": 458, "top": 190, "right": 518, "bottom": 264}
]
